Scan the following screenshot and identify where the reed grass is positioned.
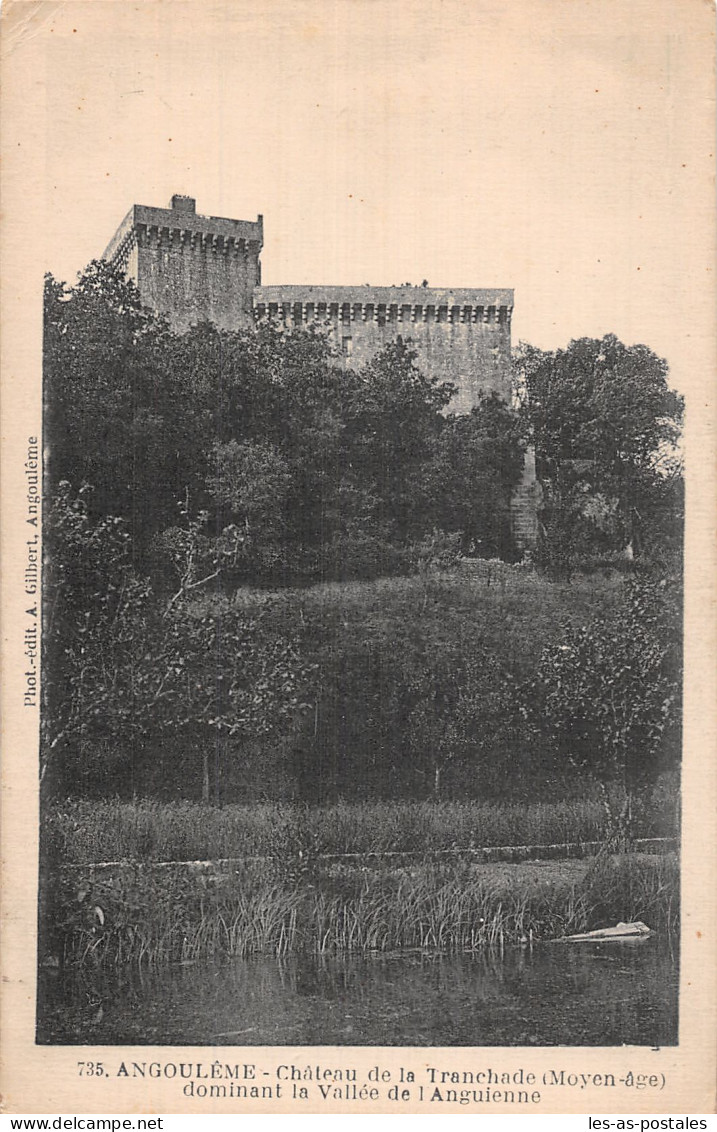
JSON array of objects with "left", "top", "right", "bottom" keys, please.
[{"left": 46, "top": 852, "right": 679, "bottom": 968}]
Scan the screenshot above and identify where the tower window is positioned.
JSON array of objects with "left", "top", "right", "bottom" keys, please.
[{"left": 342, "top": 336, "right": 353, "bottom": 356}]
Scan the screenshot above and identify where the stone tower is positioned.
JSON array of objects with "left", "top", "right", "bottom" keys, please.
[{"left": 102, "top": 195, "right": 263, "bottom": 332}]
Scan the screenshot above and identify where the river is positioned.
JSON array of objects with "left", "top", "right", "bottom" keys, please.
[{"left": 37, "top": 936, "right": 677, "bottom": 1046}]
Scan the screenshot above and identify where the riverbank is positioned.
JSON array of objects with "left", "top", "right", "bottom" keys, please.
[
  {"left": 44, "top": 793, "right": 678, "bottom": 864},
  {"left": 41, "top": 849, "right": 679, "bottom": 969}
]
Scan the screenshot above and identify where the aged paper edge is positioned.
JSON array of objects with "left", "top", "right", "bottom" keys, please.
[{"left": 1, "top": 0, "right": 715, "bottom": 1115}]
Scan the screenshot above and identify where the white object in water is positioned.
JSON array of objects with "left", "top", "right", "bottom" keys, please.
[{"left": 559, "top": 921, "right": 652, "bottom": 942}]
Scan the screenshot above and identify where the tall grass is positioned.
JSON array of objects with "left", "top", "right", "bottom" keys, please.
[
  {"left": 44, "top": 853, "right": 679, "bottom": 968},
  {"left": 45, "top": 794, "right": 676, "bottom": 866}
]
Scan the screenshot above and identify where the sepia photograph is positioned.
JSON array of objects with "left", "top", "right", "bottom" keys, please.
[{"left": 1, "top": 0, "right": 715, "bottom": 1115}]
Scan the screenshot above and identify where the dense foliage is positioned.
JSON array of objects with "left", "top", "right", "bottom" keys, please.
[
  {"left": 42, "top": 484, "right": 314, "bottom": 802},
  {"left": 516, "top": 335, "right": 684, "bottom": 575},
  {"left": 45, "top": 263, "right": 525, "bottom": 584},
  {"left": 42, "top": 264, "right": 683, "bottom": 816}
]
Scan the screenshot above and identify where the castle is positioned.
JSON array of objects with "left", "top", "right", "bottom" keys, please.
[{"left": 103, "top": 194, "right": 539, "bottom": 547}]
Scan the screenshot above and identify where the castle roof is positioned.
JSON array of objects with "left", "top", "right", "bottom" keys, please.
[{"left": 254, "top": 284, "right": 513, "bottom": 308}]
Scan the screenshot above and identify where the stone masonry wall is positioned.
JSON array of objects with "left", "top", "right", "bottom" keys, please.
[
  {"left": 510, "top": 445, "right": 543, "bottom": 551},
  {"left": 254, "top": 285, "right": 514, "bottom": 412}
]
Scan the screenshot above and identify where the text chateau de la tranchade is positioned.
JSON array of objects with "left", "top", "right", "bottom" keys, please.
[{"left": 103, "top": 193, "right": 540, "bottom": 548}]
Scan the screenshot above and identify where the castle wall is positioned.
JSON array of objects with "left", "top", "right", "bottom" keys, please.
[{"left": 253, "top": 285, "right": 514, "bottom": 412}]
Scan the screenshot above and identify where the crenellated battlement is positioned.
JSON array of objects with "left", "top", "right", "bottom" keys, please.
[
  {"left": 109, "top": 225, "right": 262, "bottom": 273},
  {"left": 254, "top": 286, "right": 512, "bottom": 327},
  {"left": 103, "top": 197, "right": 263, "bottom": 265}
]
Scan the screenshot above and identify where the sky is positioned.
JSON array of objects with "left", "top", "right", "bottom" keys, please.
[{"left": 3, "top": 0, "right": 715, "bottom": 396}]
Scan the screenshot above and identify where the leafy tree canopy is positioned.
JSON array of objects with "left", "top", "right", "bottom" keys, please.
[
  {"left": 45, "top": 263, "right": 526, "bottom": 582},
  {"left": 517, "top": 334, "right": 682, "bottom": 476},
  {"left": 516, "top": 334, "right": 684, "bottom": 567}
]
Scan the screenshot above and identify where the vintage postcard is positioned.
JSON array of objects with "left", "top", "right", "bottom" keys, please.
[{"left": 1, "top": 0, "right": 715, "bottom": 1116}]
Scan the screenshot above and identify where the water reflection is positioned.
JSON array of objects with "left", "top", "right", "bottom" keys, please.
[{"left": 37, "top": 938, "right": 678, "bottom": 1047}]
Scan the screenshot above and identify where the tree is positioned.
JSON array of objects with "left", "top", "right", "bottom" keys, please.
[
  {"left": 144, "top": 499, "right": 315, "bottom": 802},
  {"left": 403, "top": 644, "right": 520, "bottom": 799},
  {"left": 41, "top": 482, "right": 155, "bottom": 794},
  {"left": 516, "top": 335, "right": 684, "bottom": 570},
  {"left": 420, "top": 393, "right": 526, "bottom": 558},
  {"left": 149, "top": 596, "right": 313, "bottom": 803},
  {"left": 527, "top": 574, "right": 682, "bottom": 839},
  {"left": 43, "top": 483, "right": 315, "bottom": 802},
  {"left": 43, "top": 263, "right": 211, "bottom": 559},
  {"left": 340, "top": 341, "right": 456, "bottom": 542}
]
